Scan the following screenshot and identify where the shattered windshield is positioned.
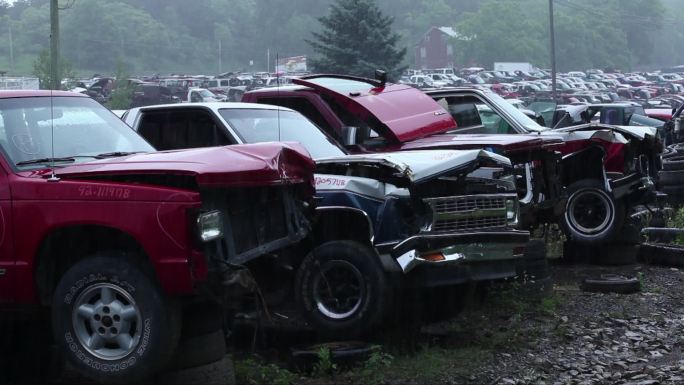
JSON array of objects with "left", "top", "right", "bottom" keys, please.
[
  {"left": 0, "top": 97, "right": 153, "bottom": 168},
  {"left": 219, "top": 108, "right": 345, "bottom": 159}
]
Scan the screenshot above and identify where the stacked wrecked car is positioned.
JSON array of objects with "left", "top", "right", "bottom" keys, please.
[{"left": 241, "top": 74, "right": 663, "bottom": 250}]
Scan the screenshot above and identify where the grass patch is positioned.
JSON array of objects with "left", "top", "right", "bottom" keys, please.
[
  {"left": 234, "top": 358, "right": 298, "bottom": 385},
  {"left": 350, "top": 345, "right": 488, "bottom": 384},
  {"left": 667, "top": 208, "right": 684, "bottom": 245},
  {"left": 539, "top": 294, "right": 562, "bottom": 316}
]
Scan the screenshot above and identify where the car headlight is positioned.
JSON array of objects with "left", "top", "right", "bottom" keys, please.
[
  {"left": 506, "top": 198, "right": 518, "bottom": 223},
  {"left": 197, "top": 210, "right": 223, "bottom": 242}
]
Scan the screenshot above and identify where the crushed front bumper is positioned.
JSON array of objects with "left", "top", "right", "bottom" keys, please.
[{"left": 387, "top": 230, "right": 530, "bottom": 288}]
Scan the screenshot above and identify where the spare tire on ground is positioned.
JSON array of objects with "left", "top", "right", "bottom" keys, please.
[
  {"left": 581, "top": 274, "right": 641, "bottom": 294},
  {"left": 290, "top": 341, "right": 375, "bottom": 372},
  {"left": 639, "top": 242, "right": 684, "bottom": 267}
]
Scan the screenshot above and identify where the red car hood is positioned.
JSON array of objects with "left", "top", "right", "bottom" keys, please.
[
  {"left": 21, "top": 142, "right": 315, "bottom": 188},
  {"left": 396, "top": 133, "right": 563, "bottom": 154},
  {"left": 292, "top": 76, "right": 455, "bottom": 143}
]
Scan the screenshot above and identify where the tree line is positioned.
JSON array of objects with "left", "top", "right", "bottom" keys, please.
[{"left": 0, "top": 0, "right": 678, "bottom": 77}]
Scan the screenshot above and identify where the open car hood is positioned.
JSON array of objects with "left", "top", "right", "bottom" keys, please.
[
  {"left": 25, "top": 142, "right": 315, "bottom": 188},
  {"left": 292, "top": 76, "right": 455, "bottom": 143},
  {"left": 550, "top": 123, "right": 657, "bottom": 141},
  {"left": 315, "top": 149, "right": 510, "bottom": 185}
]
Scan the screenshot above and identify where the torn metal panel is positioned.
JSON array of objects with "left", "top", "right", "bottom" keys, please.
[{"left": 316, "top": 149, "right": 511, "bottom": 185}]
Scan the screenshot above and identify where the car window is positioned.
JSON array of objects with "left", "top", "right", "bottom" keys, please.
[
  {"left": 257, "top": 97, "right": 330, "bottom": 135},
  {"left": 434, "top": 95, "right": 516, "bottom": 134},
  {"left": 219, "top": 108, "right": 345, "bottom": 159},
  {"left": 137, "top": 109, "right": 233, "bottom": 150}
]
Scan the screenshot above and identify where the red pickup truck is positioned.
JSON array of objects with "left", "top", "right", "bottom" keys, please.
[{"left": 0, "top": 91, "right": 315, "bottom": 383}]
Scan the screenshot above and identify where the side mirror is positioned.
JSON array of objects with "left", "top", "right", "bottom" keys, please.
[{"left": 341, "top": 126, "right": 358, "bottom": 146}]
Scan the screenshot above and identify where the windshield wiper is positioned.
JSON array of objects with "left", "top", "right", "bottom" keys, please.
[
  {"left": 16, "top": 157, "right": 77, "bottom": 166},
  {"left": 95, "top": 151, "right": 142, "bottom": 158}
]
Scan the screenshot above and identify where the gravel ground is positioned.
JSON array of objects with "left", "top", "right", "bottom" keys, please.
[{"left": 437, "top": 263, "right": 684, "bottom": 385}]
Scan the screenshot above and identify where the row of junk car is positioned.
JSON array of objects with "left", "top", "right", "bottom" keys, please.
[{"left": 2, "top": 67, "right": 683, "bottom": 383}]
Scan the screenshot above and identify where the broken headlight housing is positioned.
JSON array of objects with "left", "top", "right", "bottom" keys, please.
[
  {"left": 506, "top": 197, "right": 519, "bottom": 226},
  {"left": 197, "top": 210, "right": 223, "bottom": 242}
]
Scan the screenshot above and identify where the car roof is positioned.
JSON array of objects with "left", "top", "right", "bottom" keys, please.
[
  {"left": 129, "top": 101, "right": 297, "bottom": 113},
  {"left": 0, "top": 90, "right": 87, "bottom": 99}
]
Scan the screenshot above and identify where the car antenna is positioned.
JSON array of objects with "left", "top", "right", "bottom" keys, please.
[
  {"left": 276, "top": 52, "right": 281, "bottom": 142},
  {"left": 47, "top": 31, "right": 59, "bottom": 183}
]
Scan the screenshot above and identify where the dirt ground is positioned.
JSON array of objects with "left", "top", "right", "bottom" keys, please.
[{"left": 233, "top": 261, "right": 684, "bottom": 385}]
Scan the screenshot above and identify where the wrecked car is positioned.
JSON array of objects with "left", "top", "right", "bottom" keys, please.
[
  {"left": 0, "top": 91, "right": 315, "bottom": 383},
  {"left": 124, "top": 102, "right": 530, "bottom": 337},
  {"left": 427, "top": 87, "right": 662, "bottom": 244}
]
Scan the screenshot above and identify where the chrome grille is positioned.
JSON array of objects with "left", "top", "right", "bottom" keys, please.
[{"left": 424, "top": 194, "right": 516, "bottom": 233}]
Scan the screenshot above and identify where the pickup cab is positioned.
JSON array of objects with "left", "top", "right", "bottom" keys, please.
[
  {"left": 0, "top": 91, "right": 315, "bottom": 383},
  {"left": 123, "top": 102, "right": 530, "bottom": 338}
]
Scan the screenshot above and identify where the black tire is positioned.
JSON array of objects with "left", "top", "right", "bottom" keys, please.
[
  {"left": 659, "top": 170, "right": 684, "bottom": 186},
  {"left": 639, "top": 242, "right": 684, "bottom": 267},
  {"left": 52, "top": 253, "right": 181, "bottom": 384},
  {"left": 595, "top": 243, "right": 639, "bottom": 266},
  {"left": 517, "top": 240, "right": 549, "bottom": 280},
  {"left": 157, "top": 355, "right": 235, "bottom": 385},
  {"left": 662, "top": 146, "right": 678, "bottom": 160},
  {"left": 662, "top": 156, "right": 684, "bottom": 171},
  {"left": 181, "top": 302, "right": 224, "bottom": 338},
  {"left": 662, "top": 185, "right": 684, "bottom": 205},
  {"left": 562, "top": 179, "right": 625, "bottom": 245},
  {"left": 295, "top": 241, "right": 389, "bottom": 339},
  {"left": 581, "top": 274, "right": 640, "bottom": 294},
  {"left": 290, "top": 341, "right": 374, "bottom": 372},
  {"left": 168, "top": 329, "right": 227, "bottom": 371}
]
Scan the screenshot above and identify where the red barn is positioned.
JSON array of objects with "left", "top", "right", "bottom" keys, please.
[{"left": 414, "top": 26, "right": 459, "bottom": 70}]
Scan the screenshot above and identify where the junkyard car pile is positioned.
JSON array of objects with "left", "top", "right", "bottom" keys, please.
[{"left": 0, "top": 68, "right": 669, "bottom": 383}]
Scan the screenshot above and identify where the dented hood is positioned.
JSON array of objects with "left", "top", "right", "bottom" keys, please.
[
  {"left": 24, "top": 142, "right": 315, "bottom": 188},
  {"left": 293, "top": 76, "right": 455, "bottom": 143},
  {"left": 316, "top": 149, "right": 510, "bottom": 184},
  {"left": 550, "top": 123, "right": 657, "bottom": 141},
  {"left": 398, "top": 133, "right": 563, "bottom": 154}
]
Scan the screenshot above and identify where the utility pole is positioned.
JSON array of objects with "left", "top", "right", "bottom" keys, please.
[
  {"left": 218, "top": 40, "right": 222, "bottom": 74},
  {"left": 8, "top": 24, "right": 14, "bottom": 71},
  {"left": 548, "top": 0, "right": 557, "bottom": 102},
  {"left": 50, "top": 0, "right": 60, "bottom": 90}
]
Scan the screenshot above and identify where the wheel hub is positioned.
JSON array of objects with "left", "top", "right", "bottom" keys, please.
[
  {"left": 313, "top": 260, "right": 365, "bottom": 320},
  {"left": 72, "top": 283, "right": 142, "bottom": 360},
  {"left": 567, "top": 189, "right": 612, "bottom": 235}
]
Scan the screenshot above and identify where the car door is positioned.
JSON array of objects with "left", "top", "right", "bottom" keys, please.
[{"left": 0, "top": 117, "right": 14, "bottom": 302}]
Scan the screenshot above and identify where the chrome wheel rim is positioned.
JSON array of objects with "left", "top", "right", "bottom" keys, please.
[
  {"left": 313, "top": 260, "right": 365, "bottom": 320},
  {"left": 567, "top": 189, "right": 613, "bottom": 235},
  {"left": 71, "top": 283, "right": 142, "bottom": 360}
]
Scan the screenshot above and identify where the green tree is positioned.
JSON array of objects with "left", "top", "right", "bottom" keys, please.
[
  {"left": 32, "top": 48, "right": 75, "bottom": 89},
  {"left": 107, "top": 60, "right": 135, "bottom": 109},
  {"left": 308, "top": 0, "right": 406, "bottom": 78}
]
